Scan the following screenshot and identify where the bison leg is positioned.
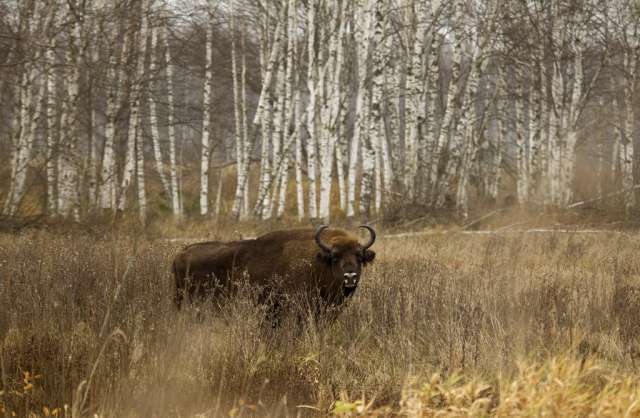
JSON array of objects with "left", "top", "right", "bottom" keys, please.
[
  {"left": 268, "top": 298, "right": 281, "bottom": 329},
  {"left": 173, "top": 263, "right": 186, "bottom": 310},
  {"left": 175, "top": 287, "right": 184, "bottom": 309}
]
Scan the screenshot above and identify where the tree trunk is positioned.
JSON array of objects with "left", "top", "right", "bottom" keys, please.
[
  {"left": 200, "top": 20, "right": 214, "bottom": 216},
  {"left": 149, "top": 25, "right": 170, "bottom": 198},
  {"left": 163, "top": 15, "right": 182, "bottom": 216},
  {"left": 347, "top": 0, "right": 374, "bottom": 218}
]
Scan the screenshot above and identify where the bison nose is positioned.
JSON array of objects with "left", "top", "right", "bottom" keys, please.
[{"left": 343, "top": 272, "right": 358, "bottom": 287}]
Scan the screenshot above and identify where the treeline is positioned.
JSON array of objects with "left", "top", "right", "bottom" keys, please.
[{"left": 0, "top": 0, "right": 638, "bottom": 223}]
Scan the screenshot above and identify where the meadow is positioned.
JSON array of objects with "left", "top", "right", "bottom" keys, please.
[{"left": 2, "top": 225, "right": 640, "bottom": 417}]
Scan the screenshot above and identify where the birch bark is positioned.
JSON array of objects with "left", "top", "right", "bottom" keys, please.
[
  {"left": 346, "top": 0, "right": 374, "bottom": 218},
  {"left": 199, "top": 19, "right": 214, "bottom": 215},
  {"left": 99, "top": 15, "right": 129, "bottom": 211},
  {"left": 163, "top": 16, "right": 182, "bottom": 216},
  {"left": 318, "top": 0, "right": 348, "bottom": 222},
  {"left": 117, "top": 21, "right": 140, "bottom": 212},
  {"left": 429, "top": 1, "right": 462, "bottom": 204},
  {"left": 231, "top": 14, "right": 245, "bottom": 218},
  {"left": 370, "top": 0, "right": 386, "bottom": 213},
  {"left": 135, "top": 0, "right": 150, "bottom": 222},
  {"left": 306, "top": 0, "right": 319, "bottom": 219},
  {"left": 620, "top": 47, "right": 636, "bottom": 211},
  {"left": 46, "top": 29, "right": 58, "bottom": 215},
  {"left": 58, "top": 2, "right": 82, "bottom": 218},
  {"left": 404, "top": 1, "right": 428, "bottom": 200},
  {"left": 3, "top": 1, "right": 45, "bottom": 216},
  {"left": 149, "top": 24, "right": 170, "bottom": 197},
  {"left": 276, "top": 0, "right": 298, "bottom": 220},
  {"left": 251, "top": 15, "right": 285, "bottom": 217},
  {"left": 295, "top": 72, "right": 305, "bottom": 220}
]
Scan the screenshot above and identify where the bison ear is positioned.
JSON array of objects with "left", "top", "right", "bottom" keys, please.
[
  {"left": 362, "top": 250, "right": 376, "bottom": 264},
  {"left": 316, "top": 251, "right": 333, "bottom": 265}
]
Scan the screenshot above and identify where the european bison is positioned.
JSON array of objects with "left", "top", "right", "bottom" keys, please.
[{"left": 172, "top": 225, "right": 376, "bottom": 318}]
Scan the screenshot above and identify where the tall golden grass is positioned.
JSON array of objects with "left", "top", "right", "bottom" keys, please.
[{"left": 1, "top": 228, "right": 640, "bottom": 417}]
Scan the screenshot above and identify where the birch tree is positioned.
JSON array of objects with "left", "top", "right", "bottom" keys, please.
[
  {"left": 45, "top": 13, "right": 58, "bottom": 215},
  {"left": 369, "top": 0, "right": 387, "bottom": 213},
  {"left": 346, "top": 0, "right": 374, "bottom": 218},
  {"left": 306, "top": 0, "right": 319, "bottom": 219},
  {"left": 163, "top": 12, "right": 182, "bottom": 216},
  {"left": 612, "top": 0, "right": 639, "bottom": 211},
  {"left": 58, "top": 1, "right": 83, "bottom": 218},
  {"left": 149, "top": 23, "right": 170, "bottom": 199},
  {"left": 403, "top": 1, "right": 429, "bottom": 201},
  {"left": 318, "top": 0, "right": 348, "bottom": 222},
  {"left": 200, "top": 11, "right": 214, "bottom": 216},
  {"left": 231, "top": 14, "right": 247, "bottom": 219},
  {"left": 251, "top": 13, "right": 285, "bottom": 217},
  {"left": 3, "top": 1, "right": 50, "bottom": 216},
  {"left": 99, "top": 8, "right": 129, "bottom": 211},
  {"left": 276, "top": 0, "right": 299, "bottom": 219}
]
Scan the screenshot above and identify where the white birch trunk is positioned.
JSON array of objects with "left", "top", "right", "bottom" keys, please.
[
  {"left": 118, "top": 42, "right": 139, "bottom": 211},
  {"left": 4, "top": 73, "right": 34, "bottom": 216},
  {"left": 515, "top": 70, "right": 528, "bottom": 204},
  {"left": 295, "top": 76, "right": 305, "bottom": 220},
  {"left": 136, "top": 119, "right": 146, "bottom": 223},
  {"left": 266, "top": 67, "right": 284, "bottom": 219},
  {"left": 86, "top": 6, "right": 100, "bottom": 210},
  {"left": 403, "top": 1, "right": 428, "bottom": 200},
  {"left": 136, "top": 1, "right": 150, "bottom": 222},
  {"left": 610, "top": 74, "right": 622, "bottom": 188},
  {"left": 99, "top": 21, "right": 129, "bottom": 211},
  {"left": 46, "top": 33, "right": 57, "bottom": 215},
  {"left": 528, "top": 60, "right": 542, "bottom": 198},
  {"left": 546, "top": 3, "right": 564, "bottom": 206},
  {"left": 429, "top": 2, "right": 462, "bottom": 203},
  {"left": 3, "top": 2, "right": 44, "bottom": 216},
  {"left": 149, "top": 25, "right": 170, "bottom": 197},
  {"left": 231, "top": 14, "right": 245, "bottom": 219},
  {"left": 386, "top": 42, "right": 403, "bottom": 185},
  {"left": 346, "top": 0, "right": 374, "bottom": 218},
  {"left": 58, "top": 3, "right": 81, "bottom": 219},
  {"left": 276, "top": 0, "right": 298, "bottom": 220},
  {"left": 489, "top": 65, "right": 506, "bottom": 201},
  {"left": 240, "top": 25, "right": 251, "bottom": 218},
  {"left": 306, "top": 0, "right": 319, "bottom": 219},
  {"left": 360, "top": 90, "right": 375, "bottom": 218},
  {"left": 370, "top": 0, "right": 385, "bottom": 212},
  {"left": 252, "top": 15, "right": 285, "bottom": 217},
  {"left": 318, "top": 1, "right": 348, "bottom": 222},
  {"left": 163, "top": 17, "right": 182, "bottom": 216},
  {"left": 200, "top": 21, "right": 213, "bottom": 216},
  {"left": 621, "top": 47, "right": 636, "bottom": 211}
]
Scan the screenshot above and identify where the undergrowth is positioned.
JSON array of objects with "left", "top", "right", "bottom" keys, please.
[{"left": 1, "top": 229, "right": 640, "bottom": 416}]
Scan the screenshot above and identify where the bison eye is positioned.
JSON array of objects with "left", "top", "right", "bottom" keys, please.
[
  {"left": 316, "top": 251, "right": 334, "bottom": 265},
  {"left": 359, "top": 250, "right": 375, "bottom": 264}
]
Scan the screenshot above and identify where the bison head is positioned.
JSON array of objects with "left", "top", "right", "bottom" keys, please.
[{"left": 315, "top": 225, "right": 376, "bottom": 293}]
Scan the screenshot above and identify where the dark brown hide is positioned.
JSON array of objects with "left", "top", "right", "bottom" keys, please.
[{"left": 172, "top": 228, "right": 376, "bottom": 315}]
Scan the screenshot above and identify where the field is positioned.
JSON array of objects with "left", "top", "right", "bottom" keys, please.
[{"left": 2, "top": 226, "right": 640, "bottom": 417}]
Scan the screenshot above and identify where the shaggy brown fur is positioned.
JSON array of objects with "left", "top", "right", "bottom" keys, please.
[{"left": 172, "top": 227, "right": 376, "bottom": 315}]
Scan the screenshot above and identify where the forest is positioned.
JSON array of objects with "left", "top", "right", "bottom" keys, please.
[
  {"left": 4, "top": 1, "right": 640, "bottom": 417},
  {"left": 1, "top": 0, "right": 638, "bottom": 225}
]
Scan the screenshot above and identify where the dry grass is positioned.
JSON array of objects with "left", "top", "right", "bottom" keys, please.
[{"left": 2, "top": 228, "right": 640, "bottom": 417}]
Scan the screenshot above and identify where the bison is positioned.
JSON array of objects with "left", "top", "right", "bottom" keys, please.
[{"left": 172, "top": 225, "right": 376, "bottom": 319}]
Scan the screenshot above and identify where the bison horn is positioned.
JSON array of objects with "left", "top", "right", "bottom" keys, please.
[
  {"left": 359, "top": 225, "right": 376, "bottom": 249},
  {"left": 314, "top": 225, "right": 332, "bottom": 252}
]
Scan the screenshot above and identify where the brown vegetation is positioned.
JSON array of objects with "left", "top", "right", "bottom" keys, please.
[{"left": 2, "top": 228, "right": 640, "bottom": 417}]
